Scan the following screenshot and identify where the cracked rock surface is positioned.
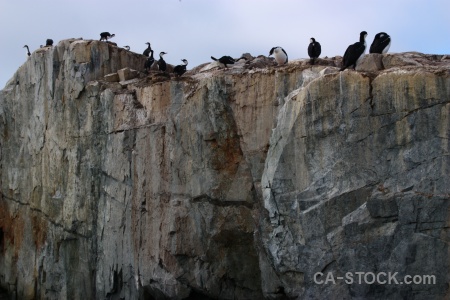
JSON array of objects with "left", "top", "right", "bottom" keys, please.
[{"left": 0, "top": 39, "right": 449, "bottom": 299}]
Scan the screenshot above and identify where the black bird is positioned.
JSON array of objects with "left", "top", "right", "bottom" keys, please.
[
  {"left": 46, "top": 39, "right": 53, "bottom": 46},
  {"left": 144, "top": 49, "right": 155, "bottom": 72},
  {"left": 99, "top": 32, "right": 115, "bottom": 41},
  {"left": 143, "top": 42, "right": 152, "bottom": 56},
  {"left": 23, "top": 45, "right": 31, "bottom": 56},
  {"left": 369, "top": 32, "right": 391, "bottom": 54},
  {"left": 157, "top": 52, "right": 167, "bottom": 72},
  {"left": 340, "top": 31, "right": 368, "bottom": 71},
  {"left": 211, "top": 55, "right": 235, "bottom": 68},
  {"left": 308, "top": 38, "right": 321, "bottom": 65},
  {"left": 124, "top": 45, "right": 130, "bottom": 51},
  {"left": 269, "top": 46, "right": 288, "bottom": 65},
  {"left": 173, "top": 59, "right": 188, "bottom": 77}
]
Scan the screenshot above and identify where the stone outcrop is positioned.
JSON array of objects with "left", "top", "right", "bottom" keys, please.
[{"left": 0, "top": 40, "right": 449, "bottom": 299}]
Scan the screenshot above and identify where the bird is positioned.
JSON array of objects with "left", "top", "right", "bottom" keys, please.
[
  {"left": 173, "top": 59, "right": 188, "bottom": 77},
  {"left": 308, "top": 38, "right": 321, "bottom": 65},
  {"left": 211, "top": 56, "right": 235, "bottom": 68},
  {"left": 144, "top": 49, "right": 155, "bottom": 72},
  {"left": 23, "top": 45, "right": 31, "bottom": 56},
  {"left": 157, "top": 52, "right": 167, "bottom": 72},
  {"left": 99, "top": 32, "right": 115, "bottom": 41},
  {"left": 46, "top": 39, "right": 53, "bottom": 46},
  {"left": 124, "top": 45, "right": 130, "bottom": 51},
  {"left": 269, "top": 47, "right": 288, "bottom": 65},
  {"left": 340, "top": 31, "right": 368, "bottom": 71},
  {"left": 143, "top": 42, "right": 152, "bottom": 56},
  {"left": 369, "top": 32, "right": 391, "bottom": 54}
]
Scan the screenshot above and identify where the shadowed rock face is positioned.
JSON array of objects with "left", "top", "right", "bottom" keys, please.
[{"left": 0, "top": 39, "right": 449, "bottom": 299}]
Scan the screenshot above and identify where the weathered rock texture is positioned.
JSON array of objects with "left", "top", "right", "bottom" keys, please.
[{"left": 0, "top": 40, "right": 449, "bottom": 300}]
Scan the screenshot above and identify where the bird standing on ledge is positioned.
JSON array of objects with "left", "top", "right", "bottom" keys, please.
[
  {"left": 99, "top": 32, "right": 115, "bottom": 41},
  {"left": 369, "top": 32, "right": 391, "bottom": 54},
  {"left": 158, "top": 52, "right": 168, "bottom": 72},
  {"left": 269, "top": 46, "right": 288, "bottom": 65},
  {"left": 23, "top": 45, "right": 31, "bottom": 56},
  {"left": 173, "top": 59, "right": 188, "bottom": 77},
  {"left": 143, "top": 42, "right": 152, "bottom": 56},
  {"left": 144, "top": 49, "right": 155, "bottom": 72},
  {"left": 308, "top": 38, "right": 321, "bottom": 65},
  {"left": 211, "top": 56, "right": 235, "bottom": 69},
  {"left": 340, "top": 31, "right": 367, "bottom": 71}
]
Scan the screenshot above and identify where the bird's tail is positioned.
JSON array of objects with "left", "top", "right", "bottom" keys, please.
[{"left": 211, "top": 56, "right": 218, "bottom": 61}]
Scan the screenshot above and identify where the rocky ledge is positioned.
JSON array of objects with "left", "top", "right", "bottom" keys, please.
[{"left": 0, "top": 39, "right": 449, "bottom": 299}]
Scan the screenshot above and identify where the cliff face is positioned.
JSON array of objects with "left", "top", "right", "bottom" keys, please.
[{"left": 0, "top": 40, "right": 449, "bottom": 299}]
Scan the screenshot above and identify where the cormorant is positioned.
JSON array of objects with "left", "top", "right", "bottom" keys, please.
[
  {"left": 369, "top": 32, "right": 391, "bottom": 54},
  {"left": 144, "top": 49, "right": 155, "bottom": 72},
  {"left": 269, "top": 46, "right": 288, "bottom": 65},
  {"left": 143, "top": 42, "right": 152, "bottom": 56},
  {"left": 23, "top": 45, "right": 31, "bottom": 56},
  {"left": 173, "top": 59, "right": 188, "bottom": 77},
  {"left": 340, "top": 31, "right": 368, "bottom": 71},
  {"left": 211, "top": 56, "right": 235, "bottom": 68},
  {"left": 157, "top": 52, "right": 167, "bottom": 72},
  {"left": 100, "top": 32, "right": 115, "bottom": 41},
  {"left": 124, "top": 45, "right": 130, "bottom": 51},
  {"left": 46, "top": 39, "right": 53, "bottom": 46},
  {"left": 308, "top": 38, "right": 321, "bottom": 65}
]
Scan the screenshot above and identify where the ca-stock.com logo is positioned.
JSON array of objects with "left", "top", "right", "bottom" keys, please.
[{"left": 314, "top": 272, "right": 436, "bottom": 285}]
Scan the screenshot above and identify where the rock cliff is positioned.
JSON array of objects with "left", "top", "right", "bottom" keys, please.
[{"left": 0, "top": 39, "right": 449, "bottom": 299}]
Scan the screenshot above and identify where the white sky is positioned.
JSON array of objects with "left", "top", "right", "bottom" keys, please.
[{"left": 1, "top": 0, "right": 449, "bottom": 87}]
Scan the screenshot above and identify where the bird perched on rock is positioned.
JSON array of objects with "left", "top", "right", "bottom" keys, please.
[
  {"left": 308, "top": 38, "right": 321, "bottom": 65},
  {"left": 157, "top": 52, "right": 168, "bottom": 72},
  {"left": 269, "top": 46, "right": 288, "bottom": 65},
  {"left": 144, "top": 49, "right": 155, "bottom": 72},
  {"left": 124, "top": 45, "right": 130, "bottom": 51},
  {"left": 369, "top": 32, "right": 391, "bottom": 54},
  {"left": 211, "top": 56, "right": 235, "bottom": 68},
  {"left": 23, "top": 45, "right": 31, "bottom": 56},
  {"left": 173, "top": 59, "right": 188, "bottom": 77},
  {"left": 99, "top": 32, "right": 115, "bottom": 41},
  {"left": 143, "top": 42, "right": 152, "bottom": 56},
  {"left": 340, "top": 31, "right": 367, "bottom": 71},
  {"left": 46, "top": 39, "right": 53, "bottom": 46}
]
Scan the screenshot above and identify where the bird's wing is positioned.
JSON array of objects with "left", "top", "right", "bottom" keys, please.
[
  {"left": 316, "top": 42, "right": 321, "bottom": 57},
  {"left": 281, "top": 48, "right": 288, "bottom": 62}
]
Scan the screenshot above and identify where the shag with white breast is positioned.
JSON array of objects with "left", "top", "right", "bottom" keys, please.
[
  {"left": 269, "top": 46, "right": 288, "bottom": 65},
  {"left": 369, "top": 32, "right": 391, "bottom": 54},
  {"left": 157, "top": 52, "right": 168, "bottom": 72},
  {"left": 143, "top": 42, "right": 152, "bottom": 56},
  {"left": 144, "top": 49, "right": 155, "bottom": 72},
  {"left": 173, "top": 59, "right": 188, "bottom": 77},
  {"left": 340, "top": 31, "right": 367, "bottom": 71},
  {"left": 211, "top": 56, "right": 235, "bottom": 68}
]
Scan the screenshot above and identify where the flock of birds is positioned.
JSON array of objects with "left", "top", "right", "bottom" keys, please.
[{"left": 23, "top": 31, "right": 391, "bottom": 77}]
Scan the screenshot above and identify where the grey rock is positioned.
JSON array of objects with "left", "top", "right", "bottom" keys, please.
[{"left": 0, "top": 39, "right": 449, "bottom": 300}]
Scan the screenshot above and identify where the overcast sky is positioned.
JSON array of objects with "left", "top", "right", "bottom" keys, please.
[{"left": 1, "top": 0, "right": 449, "bottom": 88}]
